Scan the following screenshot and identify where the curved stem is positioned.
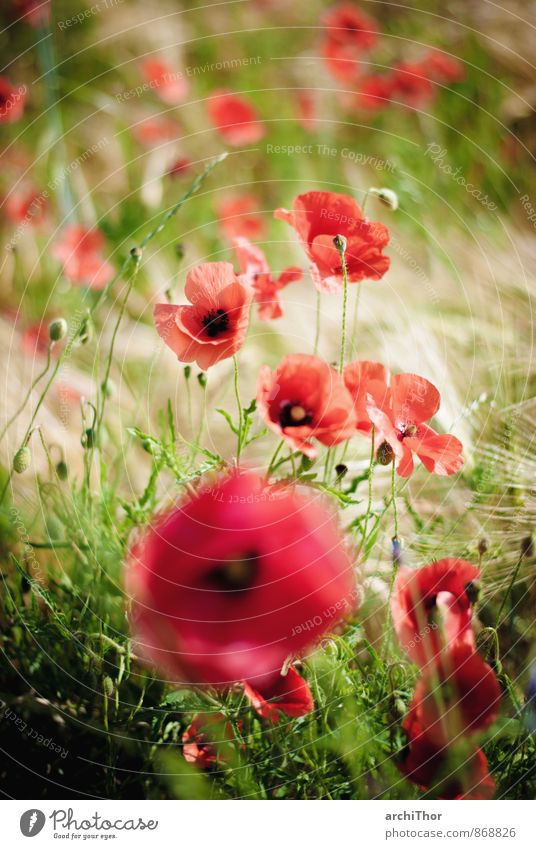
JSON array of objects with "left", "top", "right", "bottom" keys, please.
[
  {"left": 233, "top": 355, "right": 243, "bottom": 464},
  {"left": 0, "top": 342, "right": 53, "bottom": 444}
]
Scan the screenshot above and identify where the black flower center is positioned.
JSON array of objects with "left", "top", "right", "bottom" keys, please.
[
  {"left": 206, "top": 550, "right": 260, "bottom": 592},
  {"left": 279, "top": 402, "right": 313, "bottom": 428},
  {"left": 202, "top": 309, "right": 229, "bottom": 338}
]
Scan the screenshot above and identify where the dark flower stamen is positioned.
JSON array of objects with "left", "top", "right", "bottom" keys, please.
[
  {"left": 207, "top": 550, "right": 260, "bottom": 591},
  {"left": 203, "top": 308, "right": 229, "bottom": 338},
  {"left": 279, "top": 402, "right": 313, "bottom": 428}
]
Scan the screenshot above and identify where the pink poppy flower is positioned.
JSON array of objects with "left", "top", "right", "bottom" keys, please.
[
  {"left": 391, "top": 61, "right": 435, "bottom": 107},
  {"left": 343, "top": 360, "right": 390, "bottom": 434},
  {"left": 0, "top": 77, "right": 26, "bottom": 124},
  {"left": 243, "top": 666, "right": 314, "bottom": 723},
  {"left": 53, "top": 225, "right": 115, "bottom": 289},
  {"left": 323, "top": 3, "right": 378, "bottom": 51},
  {"left": 392, "top": 558, "right": 480, "bottom": 668},
  {"left": 207, "top": 89, "right": 266, "bottom": 146},
  {"left": 425, "top": 50, "right": 465, "bottom": 84},
  {"left": 216, "top": 194, "right": 266, "bottom": 241},
  {"left": 233, "top": 236, "right": 302, "bottom": 321},
  {"left": 154, "top": 262, "right": 251, "bottom": 370},
  {"left": 257, "top": 353, "right": 357, "bottom": 458},
  {"left": 126, "top": 470, "right": 357, "bottom": 687},
  {"left": 354, "top": 75, "right": 396, "bottom": 111},
  {"left": 365, "top": 372, "right": 464, "bottom": 477},
  {"left": 140, "top": 58, "right": 188, "bottom": 105},
  {"left": 3, "top": 184, "right": 46, "bottom": 225},
  {"left": 274, "top": 191, "right": 390, "bottom": 293}
]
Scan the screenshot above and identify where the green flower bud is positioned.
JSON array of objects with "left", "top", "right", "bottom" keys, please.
[
  {"left": 13, "top": 446, "right": 31, "bottom": 473},
  {"left": 333, "top": 234, "right": 347, "bottom": 253},
  {"left": 101, "top": 378, "right": 115, "bottom": 398},
  {"left": 369, "top": 187, "right": 399, "bottom": 210},
  {"left": 56, "top": 460, "right": 68, "bottom": 481},
  {"left": 48, "top": 318, "right": 68, "bottom": 342},
  {"left": 197, "top": 372, "right": 207, "bottom": 388},
  {"left": 184, "top": 365, "right": 191, "bottom": 380},
  {"left": 78, "top": 315, "right": 93, "bottom": 345},
  {"left": 130, "top": 246, "right": 143, "bottom": 260},
  {"left": 81, "top": 428, "right": 96, "bottom": 449}
]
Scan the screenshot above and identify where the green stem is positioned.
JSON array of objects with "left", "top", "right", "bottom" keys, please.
[
  {"left": 391, "top": 459, "right": 399, "bottom": 540},
  {"left": 267, "top": 439, "right": 285, "bottom": 476},
  {"left": 0, "top": 342, "right": 53, "bottom": 444},
  {"left": 336, "top": 240, "right": 349, "bottom": 374},
  {"left": 359, "top": 426, "right": 375, "bottom": 555},
  {"left": 496, "top": 552, "right": 524, "bottom": 625},
  {"left": 350, "top": 285, "right": 361, "bottom": 358},
  {"left": 233, "top": 355, "right": 243, "bottom": 464}
]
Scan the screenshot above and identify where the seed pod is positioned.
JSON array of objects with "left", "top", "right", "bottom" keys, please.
[
  {"left": 103, "top": 676, "right": 114, "bottom": 697},
  {"left": 130, "top": 246, "right": 143, "bottom": 260},
  {"left": 48, "top": 318, "right": 68, "bottom": 341},
  {"left": 197, "top": 372, "right": 207, "bottom": 388},
  {"left": 376, "top": 440, "right": 394, "bottom": 465},
  {"left": 184, "top": 365, "right": 191, "bottom": 380},
  {"left": 81, "top": 428, "right": 96, "bottom": 449},
  {"left": 100, "top": 378, "right": 115, "bottom": 398},
  {"left": 78, "top": 315, "right": 93, "bottom": 345},
  {"left": 13, "top": 446, "right": 31, "bottom": 473},
  {"left": 335, "top": 463, "right": 348, "bottom": 480},
  {"left": 478, "top": 537, "right": 489, "bottom": 556}
]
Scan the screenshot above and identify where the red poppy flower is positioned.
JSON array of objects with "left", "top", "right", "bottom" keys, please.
[
  {"left": 11, "top": 0, "right": 50, "bottom": 26},
  {"left": 391, "top": 61, "right": 435, "bottom": 107},
  {"left": 274, "top": 191, "right": 390, "bottom": 293},
  {"left": 354, "top": 75, "right": 396, "bottom": 111},
  {"left": 401, "top": 708, "right": 495, "bottom": 799},
  {"left": 0, "top": 77, "right": 26, "bottom": 124},
  {"left": 343, "top": 360, "right": 390, "bottom": 434},
  {"left": 425, "top": 50, "right": 465, "bottom": 84},
  {"left": 132, "top": 116, "right": 181, "bottom": 147},
  {"left": 182, "top": 713, "right": 231, "bottom": 769},
  {"left": 140, "top": 58, "right": 188, "bottom": 105},
  {"left": 168, "top": 156, "right": 194, "bottom": 178},
  {"left": 243, "top": 665, "right": 314, "bottom": 723},
  {"left": 3, "top": 184, "right": 46, "bottom": 225},
  {"left": 257, "top": 353, "right": 357, "bottom": 458},
  {"left": 154, "top": 262, "right": 251, "bottom": 370},
  {"left": 207, "top": 89, "right": 265, "bottom": 146},
  {"left": 392, "top": 558, "right": 479, "bottom": 668},
  {"left": 321, "top": 39, "right": 363, "bottom": 83},
  {"left": 126, "top": 470, "right": 357, "bottom": 687},
  {"left": 412, "top": 645, "right": 501, "bottom": 747},
  {"left": 323, "top": 3, "right": 378, "bottom": 51},
  {"left": 216, "top": 195, "right": 266, "bottom": 241},
  {"left": 233, "top": 236, "right": 302, "bottom": 321},
  {"left": 366, "top": 372, "right": 464, "bottom": 477},
  {"left": 53, "top": 225, "right": 115, "bottom": 289}
]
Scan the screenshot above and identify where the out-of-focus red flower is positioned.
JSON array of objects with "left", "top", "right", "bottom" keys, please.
[
  {"left": 392, "top": 558, "right": 480, "bottom": 668},
  {"left": 233, "top": 236, "right": 302, "bottom": 321},
  {"left": 412, "top": 645, "right": 501, "bottom": 747},
  {"left": 391, "top": 61, "right": 435, "bottom": 107},
  {"left": 275, "top": 191, "right": 390, "bottom": 293},
  {"left": 216, "top": 194, "right": 266, "bottom": 241},
  {"left": 154, "top": 262, "right": 251, "bottom": 370},
  {"left": 343, "top": 360, "right": 390, "bottom": 434},
  {"left": 11, "top": 0, "right": 51, "bottom": 26},
  {"left": 140, "top": 58, "right": 189, "bottom": 105},
  {"left": 401, "top": 707, "right": 496, "bottom": 799},
  {"left": 126, "top": 470, "right": 357, "bottom": 687},
  {"left": 321, "top": 39, "right": 363, "bottom": 83},
  {"left": 257, "top": 353, "right": 357, "bottom": 458},
  {"left": 21, "top": 322, "right": 52, "bottom": 359},
  {"left": 425, "top": 50, "right": 465, "bottom": 84},
  {"left": 53, "top": 225, "right": 114, "bottom": 289},
  {"left": 3, "top": 184, "right": 46, "bottom": 225},
  {"left": 323, "top": 3, "right": 378, "bottom": 51},
  {"left": 0, "top": 77, "right": 26, "bottom": 124},
  {"left": 132, "top": 116, "right": 181, "bottom": 147},
  {"left": 366, "top": 372, "right": 464, "bottom": 477},
  {"left": 207, "top": 89, "right": 266, "bottom": 146},
  {"left": 296, "top": 91, "right": 319, "bottom": 132},
  {"left": 168, "top": 156, "right": 194, "bottom": 178},
  {"left": 243, "top": 665, "right": 314, "bottom": 723},
  {"left": 182, "top": 713, "right": 231, "bottom": 769},
  {"left": 354, "top": 75, "right": 396, "bottom": 111}
]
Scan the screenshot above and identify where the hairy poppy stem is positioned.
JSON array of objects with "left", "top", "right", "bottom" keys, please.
[
  {"left": 359, "top": 426, "right": 375, "bottom": 555},
  {"left": 233, "top": 355, "right": 243, "bottom": 463},
  {"left": 334, "top": 236, "right": 348, "bottom": 374}
]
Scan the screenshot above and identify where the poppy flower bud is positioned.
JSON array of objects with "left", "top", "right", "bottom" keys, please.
[
  {"left": 13, "top": 446, "right": 31, "bottom": 473},
  {"left": 335, "top": 463, "right": 348, "bottom": 480},
  {"left": 184, "top": 365, "right": 191, "bottom": 380},
  {"left": 175, "top": 243, "right": 185, "bottom": 261},
  {"left": 101, "top": 378, "right": 115, "bottom": 398},
  {"left": 197, "top": 372, "right": 207, "bottom": 388},
  {"left": 78, "top": 316, "right": 93, "bottom": 345},
  {"left": 81, "top": 428, "right": 96, "bottom": 449},
  {"left": 465, "top": 580, "right": 481, "bottom": 604},
  {"left": 130, "top": 246, "right": 143, "bottom": 260},
  {"left": 56, "top": 460, "right": 68, "bottom": 481},
  {"left": 478, "top": 537, "right": 488, "bottom": 556},
  {"left": 376, "top": 440, "right": 394, "bottom": 465},
  {"left": 393, "top": 697, "right": 406, "bottom": 718},
  {"left": 333, "top": 234, "right": 347, "bottom": 253},
  {"left": 369, "top": 187, "right": 399, "bottom": 211},
  {"left": 48, "top": 318, "right": 67, "bottom": 342}
]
